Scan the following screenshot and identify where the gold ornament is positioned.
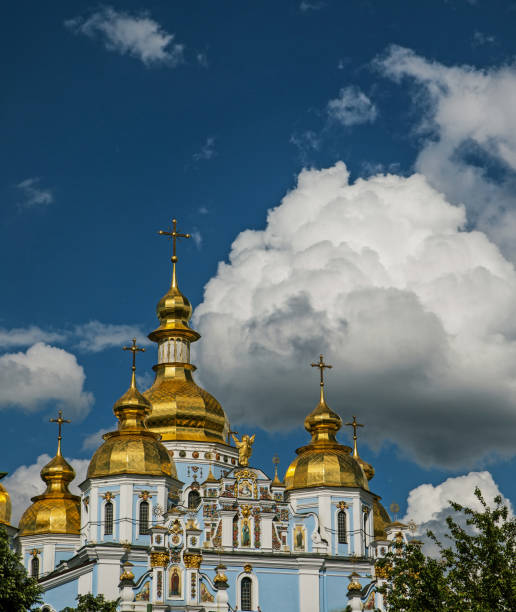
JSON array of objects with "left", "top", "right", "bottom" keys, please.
[
  {"left": 150, "top": 552, "right": 170, "bottom": 567},
  {"left": 243, "top": 563, "right": 252, "bottom": 573},
  {"left": 183, "top": 553, "right": 203, "bottom": 569}
]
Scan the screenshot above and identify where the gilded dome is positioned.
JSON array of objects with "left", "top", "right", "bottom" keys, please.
[
  {"left": 144, "top": 249, "right": 230, "bottom": 444},
  {"left": 285, "top": 366, "right": 369, "bottom": 491},
  {"left": 0, "top": 473, "right": 12, "bottom": 526},
  {"left": 373, "top": 495, "right": 391, "bottom": 540},
  {"left": 18, "top": 448, "right": 80, "bottom": 536},
  {"left": 144, "top": 365, "right": 229, "bottom": 443},
  {"left": 87, "top": 360, "right": 176, "bottom": 480}
]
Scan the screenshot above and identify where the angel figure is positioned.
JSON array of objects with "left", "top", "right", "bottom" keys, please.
[{"left": 231, "top": 433, "right": 255, "bottom": 466}]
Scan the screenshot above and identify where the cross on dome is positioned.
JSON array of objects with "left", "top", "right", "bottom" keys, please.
[
  {"left": 123, "top": 338, "right": 145, "bottom": 389},
  {"left": 345, "top": 415, "right": 364, "bottom": 458},
  {"left": 49, "top": 410, "right": 71, "bottom": 456},
  {"left": 311, "top": 354, "right": 332, "bottom": 402}
]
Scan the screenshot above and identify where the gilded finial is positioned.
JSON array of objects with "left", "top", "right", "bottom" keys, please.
[
  {"left": 158, "top": 218, "right": 191, "bottom": 288},
  {"left": 123, "top": 338, "right": 145, "bottom": 389},
  {"left": 311, "top": 354, "right": 332, "bottom": 403},
  {"left": 272, "top": 455, "right": 281, "bottom": 485},
  {"left": 49, "top": 410, "right": 71, "bottom": 456},
  {"left": 345, "top": 416, "right": 364, "bottom": 458}
]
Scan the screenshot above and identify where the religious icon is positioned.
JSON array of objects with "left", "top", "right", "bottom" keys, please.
[
  {"left": 169, "top": 567, "right": 181, "bottom": 597},
  {"left": 135, "top": 581, "right": 150, "bottom": 601},
  {"left": 238, "top": 480, "right": 252, "bottom": 498},
  {"left": 294, "top": 525, "right": 305, "bottom": 551},
  {"left": 242, "top": 519, "right": 251, "bottom": 546},
  {"left": 231, "top": 433, "right": 255, "bottom": 466}
]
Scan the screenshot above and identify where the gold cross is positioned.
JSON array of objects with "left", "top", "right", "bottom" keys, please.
[
  {"left": 227, "top": 428, "right": 239, "bottom": 445},
  {"left": 158, "top": 218, "right": 191, "bottom": 264},
  {"left": 49, "top": 410, "right": 71, "bottom": 455},
  {"left": 123, "top": 337, "right": 145, "bottom": 373},
  {"left": 345, "top": 415, "right": 364, "bottom": 457},
  {"left": 311, "top": 354, "right": 332, "bottom": 387}
]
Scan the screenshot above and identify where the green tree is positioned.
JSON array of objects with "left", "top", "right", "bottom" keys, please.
[
  {"left": 0, "top": 525, "right": 42, "bottom": 612},
  {"left": 59, "top": 593, "right": 118, "bottom": 612},
  {"left": 376, "top": 487, "right": 516, "bottom": 611}
]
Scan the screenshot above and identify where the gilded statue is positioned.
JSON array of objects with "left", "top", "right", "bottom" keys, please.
[{"left": 231, "top": 433, "right": 255, "bottom": 466}]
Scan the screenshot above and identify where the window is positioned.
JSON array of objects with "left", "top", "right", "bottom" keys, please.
[
  {"left": 31, "top": 556, "right": 39, "bottom": 579},
  {"left": 337, "top": 510, "right": 347, "bottom": 543},
  {"left": 240, "top": 577, "right": 252, "bottom": 610},
  {"left": 139, "top": 500, "right": 150, "bottom": 535},
  {"left": 188, "top": 490, "right": 201, "bottom": 509},
  {"left": 105, "top": 501, "right": 113, "bottom": 535}
]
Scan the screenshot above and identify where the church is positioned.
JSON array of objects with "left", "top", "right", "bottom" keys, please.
[{"left": 0, "top": 220, "right": 408, "bottom": 612}]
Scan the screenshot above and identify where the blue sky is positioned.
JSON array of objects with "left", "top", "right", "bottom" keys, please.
[{"left": 3, "top": 0, "right": 516, "bottom": 534}]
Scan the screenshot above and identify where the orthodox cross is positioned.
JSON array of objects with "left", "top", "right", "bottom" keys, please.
[
  {"left": 158, "top": 218, "right": 191, "bottom": 264},
  {"left": 311, "top": 354, "right": 332, "bottom": 387},
  {"left": 123, "top": 337, "right": 145, "bottom": 374},
  {"left": 49, "top": 410, "right": 71, "bottom": 455},
  {"left": 345, "top": 415, "right": 364, "bottom": 457}
]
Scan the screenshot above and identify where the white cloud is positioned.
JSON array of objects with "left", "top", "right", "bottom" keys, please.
[
  {"left": 473, "top": 31, "right": 496, "bottom": 46},
  {"left": 16, "top": 178, "right": 53, "bottom": 209},
  {"left": 290, "top": 131, "right": 321, "bottom": 157},
  {"left": 82, "top": 427, "right": 111, "bottom": 451},
  {"left": 136, "top": 370, "right": 154, "bottom": 390},
  {"left": 0, "top": 326, "right": 65, "bottom": 349},
  {"left": 65, "top": 7, "right": 184, "bottom": 67},
  {"left": 300, "top": 1, "right": 326, "bottom": 11},
  {"left": 73, "top": 321, "right": 151, "bottom": 352},
  {"left": 193, "top": 137, "right": 216, "bottom": 161},
  {"left": 191, "top": 230, "right": 202, "bottom": 249},
  {"left": 194, "top": 161, "right": 516, "bottom": 469},
  {"left": 0, "top": 343, "right": 93, "bottom": 417},
  {"left": 404, "top": 471, "right": 512, "bottom": 555},
  {"left": 327, "top": 86, "right": 377, "bottom": 126},
  {"left": 4, "top": 454, "right": 89, "bottom": 525},
  {"left": 197, "top": 52, "right": 208, "bottom": 68},
  {"left": 377, "top": 45, "right": 516, "bottom": 259}
]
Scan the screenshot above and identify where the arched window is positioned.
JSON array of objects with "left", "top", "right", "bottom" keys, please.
[
  {"left": 31, "top": 556, "right": 39, "bottom": 579},
  {"left": 240, "top": 576, "right": 252, "bottom": 611},
  {"left": 104, "top": 501, "right": 113, "bottom": 535},
  {"left": 188, "top": 490, "right": 201, "bottom": 509},
  {"left": 337, "top": 510, "right": 347, "bottom": 544},
  {"left": 139, "top": 500, "right": 150, "bottom": 535}
]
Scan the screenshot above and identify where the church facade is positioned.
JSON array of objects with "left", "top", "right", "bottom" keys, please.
[{"left": 1, "top": 221, "right": 408, "bottom": 612}]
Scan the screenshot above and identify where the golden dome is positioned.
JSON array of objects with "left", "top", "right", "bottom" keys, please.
[
  {"left": 373, "top": 495, "right": 391, "bottom": 540},
  {"left": 0, "top": 473, "right": 12, "bottom": 526},
  {"left": 88, "top": 354, "right": 175, "bottom": 479},
  {"left": 285, "top": 358, "right": 368, "bottom": 491},
  {"left": 144, "top": 232, "right": 230, "bottom": 444},
  {"left": 18, "top": 430, "right": 80, "bottom": 536}
]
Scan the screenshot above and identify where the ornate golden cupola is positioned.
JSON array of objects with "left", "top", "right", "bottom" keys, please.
[
  {"left": 143, "top": 219, "right": 230, "bottom": 444},
  {"left": 18, "top": 412, "right": 80, "bottom": 536},
  {"left": 285, "top": 355, "right": 369, "bottom": 491},
  {"left": 0, "top": 473, "right": 12, "bottom": 526},
  {"left": 87, "top": 340, "right": 175, "bottom": 479}
]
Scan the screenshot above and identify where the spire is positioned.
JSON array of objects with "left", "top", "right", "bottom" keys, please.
[
  {"left": 114, "top": 339, "right": 152, "bottom": 431},
  {"left": 272, "top": 455, "right": 282, "bottom": 486},
  {"left": 304, "top": 354, "right": 342, "bottom": 445},
  {"left": 49, "top": 410, "right": 71, "bottom": 457},
  {"left": 158, "top": 218, "right": 191, "bottom": 290},
  {"left": 345, "top": 415, "right": 364, "bottom": 459}
]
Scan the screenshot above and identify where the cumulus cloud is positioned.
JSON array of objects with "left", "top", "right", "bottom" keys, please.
[
  {"left": 0, "top": 343, "right": 93, "bottom": 417},
  {"left": 193, "top": 137, "right": 216, "bottom": 161},
  {"left": 194, "top": 161, "right": 516, "bottom": 469},
  {"left": 0, "top": 326, "right": 65, "bottom": 349},
  {"left": 404, "top": 471, "right": 512, "bottom": 556},
  {"left": 377, "top": 45, "right": 516, "bottom": 258},
  {"left": 327, "top": 86, "right": 377, "bottom": 126},
  {"left": 65, "top": 7, "right": 184, "bottom": 67},
  {"left": 73, "top": 321, "right": 151, "bottom": 352},
  {"left": 16, "top": 178, "right": 53, "bottom": 209},
  {"left": 4, "top": 454, "right": 89, "bottom": 525},
  {"left": 82, "top": 427, "right": 111, "bottom": 451}
]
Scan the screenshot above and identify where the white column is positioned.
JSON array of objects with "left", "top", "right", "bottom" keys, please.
[
  {"left": 353, "top": 496, "right": 361, "bottom": 555},
  {"left": 186, "top": 568, "right": 199, "bottom": 606},
  {"left": 298, "top": 558, "right": 322, "bottom": 612},
  {"left": 78, "top": 570, "right": 93, "bottom": 594},
  {"left": 89, "top": 485, "right": 98, "bottom": 542},
  {"left": 42, "top": 542, "right": 54, "bottom": 574},
  {"left": 220, "top": 510, "right": 236, "bottom": 550},
  {"left": 318, "top": 493, "right": 332, "bottom": 554},
  {"left": 260, "top": 512, "right": 275, "bottom": 551},
  {"left": 119, "top": 482, "right": 133, "bottom": 543},
  {"left": 97, "top": 556, "right": 122, "bottom": 599}
]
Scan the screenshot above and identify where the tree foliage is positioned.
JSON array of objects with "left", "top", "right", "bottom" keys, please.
[
  {"left": 376, "top": 487, "right": 516, "bottom": 611},
  {"left": 0, "top": 525, "right": 42, "bottom": 612},
  {"left": 59, "top": 594, "right": 118, "bottom": 612}
]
